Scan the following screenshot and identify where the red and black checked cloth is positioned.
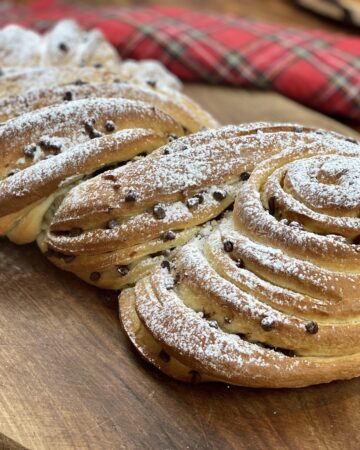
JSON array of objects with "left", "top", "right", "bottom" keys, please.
[{"left": 1, "top": 0, "right": 360, "bottom": 122}]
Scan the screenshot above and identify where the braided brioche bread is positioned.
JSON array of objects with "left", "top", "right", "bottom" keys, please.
[
  {"left": 0, "top": 89, "right": 217, "bottom": 245},
  {"left": 40, "top": 124, "right": 288, "bottom": 288},
  {"left": 0, "top": 81, "right": 216, "bottom": 126},
  {"left": 0, "top": 66, "right": 123, "bottom": 100},
  {"left": 0, "top": 65, "right": 181, "bottom": 101},
  {"left": 0, "top": 20, "right": 119, "bottom": 69},
  {"left": 1, "top": 18, "right": 359, "bottom": 387},
  {"left": 0, "top": 20, "right": 181, "bottom": 91},
  {"left": 118, "top": 124, "right": 360, "bottom": 388}
]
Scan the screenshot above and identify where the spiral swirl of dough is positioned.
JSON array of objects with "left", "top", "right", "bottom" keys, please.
[{"left": 119, "top": 125, "right": 360, "bottom": 388}]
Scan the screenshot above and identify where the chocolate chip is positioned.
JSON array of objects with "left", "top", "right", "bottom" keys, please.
[
  {"left": 345, "top": 137, "right": 358, "bottom": 144},
  {"left": 24, "top": 143, "right": 37, "bottom": 157},
  {"left": 162, "top": 230, "right": 176, "bottom": 241},
  {"left": 195, "top": 193, "right": 204, "bottom": 204},
  {"left": 63, "top": 91, "right": 73, "bottom": 101},
  {"left": 90, "top": 271, "right": 101, "bottom": 282},
  {"left": 240, "top": 171, "right": 250, "bottom": 181},
  {"left": 268, "top": 196, "right": 276, "bottom": 215},
  {"left": 160, "top": 260, "right": 171, "bottom": 271},
  {"left": 7, "top": 169, "right": 20, "bottom": 177},
  {"left": 107, "top": 219, "right": 119, "bottom": 229},
  {"left": 73, "top": 79, "right": 87, "bottom": 86},
  {"left": 208, "top": 320, "right": 219, "bottom": 329},
  {"left": 103, "top": 173, "right": 117, "bottom": 182},
  {"left": 186, "top": 196, "right": 200, "bottom": 209},
  {"left": 163, "top": 148, "right": 170, "bottom": 155},
  {"left": 235, "top": 259, "right": 244, "bottom": 269},
  {"left": 213, "top": 189, "right": 227, "bottom": 201},
  {"left": 59, "top": 42, "right": 69, "bottom": 52},
  {"left": 223, "top": 240, "right": 234, "bottom": 252},
  {"left": 189, "top": 370, "right": 201, "bottom": 384},
  {"left": 116, "top": 265, "right": 129, "bottom": 276},
  {"left": 39, "top": 137, "right": 62, "bottom": 154},
  {"left": 124, "top": 189, "right": 137, "bottom": 202},
  {"left": 105, "top": 120, "right": 115, "bottom": 132},
  {"left": 153, "top": 204, "right": 166, "bottom": 220},
  {"left": 63, "top": 254, "right": 75, "bottom": 263},
  {"left": 158, "top": 349, "right": 170, "bottom": 363},
  {"left": 168, "top": 134, "right": 178, "bottom": 142},
  {"left": 69, "top": 228, "right": 82, "bottom": 237},
  {"left": 305, "top": 321, "right": 319, "bottom": 334},
  {"left": 261, "top": 317, "right": 275, "bottom": 331},
  {"left": 89, "top": 129, "right": 103, "bottom": 139},
  {"left": 146, "top": 80, "right": 156, "bottom": 88},
  {"left": 93, "top": 63, "right": 103, "bottom": 68}
]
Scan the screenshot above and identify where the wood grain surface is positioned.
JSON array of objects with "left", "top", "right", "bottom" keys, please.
[{"left": 0, "top": 85, "right": 359, "bottom": 450}]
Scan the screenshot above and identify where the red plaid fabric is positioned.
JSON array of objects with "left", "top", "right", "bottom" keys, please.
[{"left": 1, "top": 0, "right": 359, "bottom": 122}]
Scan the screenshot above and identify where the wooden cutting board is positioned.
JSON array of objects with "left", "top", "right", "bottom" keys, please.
[{"left": 0, "top": 86, "right": 359, "bottom": 450}]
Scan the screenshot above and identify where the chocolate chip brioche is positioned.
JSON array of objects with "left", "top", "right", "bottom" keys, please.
[
  {"left": 0, "top": 20, "right": 119, "bottom": 69},
  {"left": 0, "top": 20, "right": 181, "bottom": 91},
  {"left": 119, "top": 124, "right": 360, "bottom": 388},
  {"left": 40, "top": 124, "right": 297, "bottom": 289},
  {"left": 0, "top": 90, "right": 217, "bottom": 246},
  {"left": 1, "top": 18, "right": 359, "bottom": 388},
  {"left": 0, "top": 81, "right": 217, "bottom": 126},
  {"left": 0, "top": 66, "right": 122, "bottom": 100},
  {"left": 0, "top": 65, "right": 183, "bottom": 102}
]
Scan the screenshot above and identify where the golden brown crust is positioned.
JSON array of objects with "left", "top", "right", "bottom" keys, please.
[
  {"left": 117, "top": 124, "right": 360, "bottom": 387},
  {"left": 0, "top": 66, "right": 118, "bottom": 99},
  {"left": 119, "top": 269, "right": 360, "bottom": 388},
  {"left": 41, "top": 123, "right": 302, "bottom": 287},
  {"left": 0, "top": 98, "right": 183, "bottom": 215},
  {"left": 120, "top": 287, "right": 216, "bottom": 383},
  {"left": 0, "top": 73, "right": 217, "bottom": 247},
  {"left": 0, "top": 82, "right": 217, "bottom": 129},
  {"left": 41, "top": 123, "right": 358, "bottom": 291}
]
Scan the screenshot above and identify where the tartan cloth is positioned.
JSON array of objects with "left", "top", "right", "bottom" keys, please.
[{"left": 1, "top": 0, "right": 359, "bottom": 122}]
